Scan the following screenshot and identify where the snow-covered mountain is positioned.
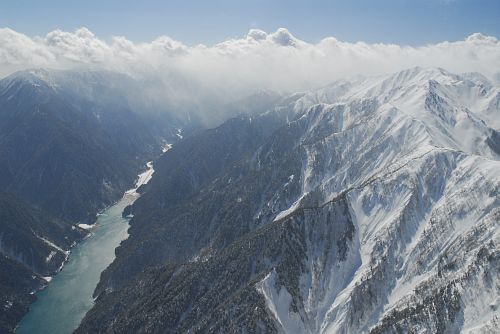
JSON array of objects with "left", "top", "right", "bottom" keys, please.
[
  {"left": 258, "top": 67, "right": 500, "bottom": 333},
  {"left": 77, "top": 67, "right": 499, "bottom": 333}
]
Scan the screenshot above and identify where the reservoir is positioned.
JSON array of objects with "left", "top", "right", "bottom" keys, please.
[{"left": 16, "top": 163, "right": 154, "bottom": 334}]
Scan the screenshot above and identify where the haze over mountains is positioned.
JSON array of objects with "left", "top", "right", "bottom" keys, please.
[
  {"left": 1, "top": 27, "right": 499, "bottom": 107},
  {"left": 0, "top": 27, "right": 498, "bottom": 334}
]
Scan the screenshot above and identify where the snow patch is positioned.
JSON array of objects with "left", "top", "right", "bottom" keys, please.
[
  {"left": 34, "top": 234, "right": 68, "bottom": 255},
  {"left": 175, "top": 128, "right": 183, "bottom": 139},
  {"left": 45, "top": 251, "right": 56, "bottom": 263},
  {"left": 256, "top": 270, "right": 308, "bottom": 333},
  {"left": 274, "top": 194, "right": 306, "bottom": 221},
  {"left": 77, "top": 223, "right": 94, "bottom": 230},
  {"left": 125, "top": 161, "right": 155, "bottom": 196},
  {"left": 162, "top": 142, "right": 172, "bottom": 153}
]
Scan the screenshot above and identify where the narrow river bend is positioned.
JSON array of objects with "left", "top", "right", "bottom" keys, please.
[{"left": 16, "top": 162, "right": 154, "bottom": 334}]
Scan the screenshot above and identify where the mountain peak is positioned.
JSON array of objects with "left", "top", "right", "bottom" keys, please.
[
  {"left": 0, "top": 68, "right": 61, "bottom": 98},
  {"left": 5, "top": 68, "right": 54, "bottom": 84}
]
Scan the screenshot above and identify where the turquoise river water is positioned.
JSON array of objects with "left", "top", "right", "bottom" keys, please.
[{"left": 17, "top": 163, "right": 153, "bottom": 334}]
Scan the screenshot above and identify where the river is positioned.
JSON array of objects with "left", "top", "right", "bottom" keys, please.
[{"left": 16, "top": 162, "right": 154, "bottom": 334}]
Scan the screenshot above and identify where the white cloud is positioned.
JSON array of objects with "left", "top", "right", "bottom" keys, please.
[
  {"left": 0, "top": 28, "right": 54, "bottom": 67},
  {"left": 0, "top": 26, "right": 499, "bottom": 105},
  {"left": 44, "top": 27, "right": 111, "bottom": 63}
]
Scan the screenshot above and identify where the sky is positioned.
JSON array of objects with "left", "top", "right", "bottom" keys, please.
[
  {"left": 0, "top": 0, "right": 499, "bottom": 46},
  {"left": 0, "top": 0, "right": 499, "bottom": 116}
]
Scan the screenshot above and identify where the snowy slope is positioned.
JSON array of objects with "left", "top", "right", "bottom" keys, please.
[
  {"left": 76, "top": 67, "right": 499, "bottom": 334},
  {"left": 256, "top": 67, "right": 499, "bottom": 333}
]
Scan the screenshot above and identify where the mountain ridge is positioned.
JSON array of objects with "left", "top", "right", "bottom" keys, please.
[{"left": 76, "top": 67, "right": 499, "bottom": 333}]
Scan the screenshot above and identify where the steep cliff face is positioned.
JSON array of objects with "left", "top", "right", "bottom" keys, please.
[{"left": 77, "top": 67, "right": 499, "bottom": 333}]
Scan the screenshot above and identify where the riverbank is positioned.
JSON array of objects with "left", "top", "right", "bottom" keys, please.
[{"left": 16, "top": 161, "right": 155, "bottom": 334}]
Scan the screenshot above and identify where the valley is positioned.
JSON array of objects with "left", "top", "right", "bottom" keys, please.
[
  {"left": 0, "top": 66, "right": 498, "bottom": 334},
  {"left": 17, "top": 161, "right": 154, "bottom": 334},
  {"left": 1, "top": 4, "right": 499, "bottom": 332}
]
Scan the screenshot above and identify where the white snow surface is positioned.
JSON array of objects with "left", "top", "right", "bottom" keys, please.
[
  {"left": 162, "top": 142, "right": 172, "bottom": 153},
  {"left": 45, "top": 251, "right": 57, "bottom": 263},
  {"left": 34, "top": 234, "right": 69, "bottom": 255},
  {"left": 257, "top": 270, "right": 309, "bottom": 334},
  {"left": 257, "top": 67, "right": 500, "bottom": 333},
  {"left": 125, "top": 161, "right": 155, "bottom": 196},
  {"left": 77, "top": 224, "right": 94, "bottom": 230},
  {"left": 79, "top": 160, "right": 157, "bottom": 231}
]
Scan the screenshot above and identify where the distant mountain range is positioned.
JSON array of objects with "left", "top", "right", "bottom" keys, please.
[{"left": 75, "top": 67, "right": 499, "bottom": 333}]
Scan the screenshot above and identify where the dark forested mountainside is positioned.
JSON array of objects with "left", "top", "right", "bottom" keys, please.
[
  {"left": 0, "top": 192, "right": 86, "bottom": 333},
  {"left": 0, "top": 68, "right": 181, "bottom": 333},
  {"left": 0, "top": 69, "right": 175, "bottom": 224},
  {"left": 94, "top": 108, "right": 296, "bottom": 296}
]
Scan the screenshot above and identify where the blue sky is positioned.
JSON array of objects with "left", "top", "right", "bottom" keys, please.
[{"left": 0, "top": 0, "right": 499, "bottom": 45}]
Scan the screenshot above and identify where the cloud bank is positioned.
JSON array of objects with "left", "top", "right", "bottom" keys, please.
[{"left": 1, "top": 27, "right": 499, "bottom": 104}]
